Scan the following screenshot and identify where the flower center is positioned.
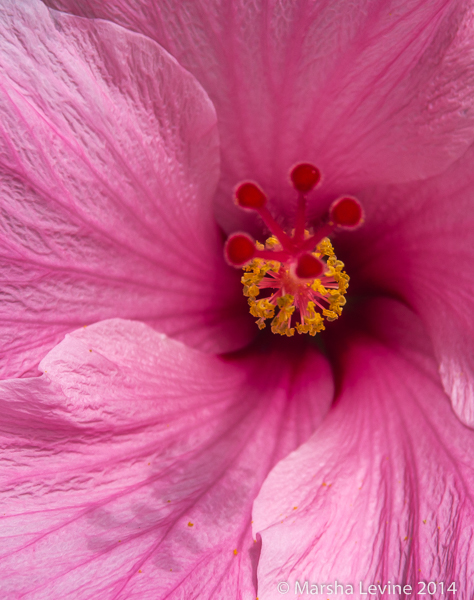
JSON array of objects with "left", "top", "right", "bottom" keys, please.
[{"left": 224, "top": 163, "right": 363, "bottom": 337}]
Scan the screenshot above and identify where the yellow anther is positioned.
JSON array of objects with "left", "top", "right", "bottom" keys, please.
[
  {"left": 265, "top": 236, "right": 281, "bottom": 249},
  {"left": 317, "top": 238, "right": 335, "bottom": 257},
  {"left": 266, "top": 260, "right": 281, "bottom": 272},
  {"left": 270, "top": 295, "right": 296, "bottom": 337},
  {"left": 248, "top": 284, "right": 259, "bottom": 297},
  {"left": 249, "top": 298, "right": 275, "bottom": 319}
]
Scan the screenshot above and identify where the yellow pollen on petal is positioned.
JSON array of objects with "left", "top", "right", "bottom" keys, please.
[{"left": 241, "top": 237, "right": 349, "bottom": 337}]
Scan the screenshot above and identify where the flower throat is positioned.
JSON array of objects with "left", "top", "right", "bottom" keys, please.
[{"left": 224, "top": 163, "right": 363, "bottom": 337}]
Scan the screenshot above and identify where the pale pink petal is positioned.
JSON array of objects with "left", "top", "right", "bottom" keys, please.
[
  {"left": 253, "top": 300, "right": 474, "bottom": 599},
  {"left": 0, "top": 0, "right": 252, "bottom": 379},
  {"left": 345, "top": 143, "right": 474, "bottom": 426},
  {"left": 0, "top": 318, "right": 333, "bottom": 599},
  {"left": 43, "top": 0, "right": 474, "bottom": 230}
]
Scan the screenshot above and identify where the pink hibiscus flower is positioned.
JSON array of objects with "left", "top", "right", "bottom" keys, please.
[{"left": 2, "top": 0, "right": 474, "bottom": 598}]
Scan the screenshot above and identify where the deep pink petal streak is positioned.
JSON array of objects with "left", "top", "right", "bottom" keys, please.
[
  {"left": 0, "top": 0, "right": 252, "bottom": 379},
  {"left": 253, "top": 300, "right": 474, "bottom": 599},
  {"left": 0, "top": 319, "right": 333, "bottom": 599}
]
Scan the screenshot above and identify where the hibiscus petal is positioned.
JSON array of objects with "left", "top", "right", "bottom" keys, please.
[
  {"left": 347, "top": 143, "right": 474, "bottom": 427},
  {"left": 0, "top": 0, "right": 252, "bottom": 378},
  {"left": 253, "top": 300, "right": 474, "bottom": 599},
  {"left": 0, "top": 318, "right": 333, "bottom": 598},
  {"left": 42, "top": 0, "right": 474, "bottom": 228}
]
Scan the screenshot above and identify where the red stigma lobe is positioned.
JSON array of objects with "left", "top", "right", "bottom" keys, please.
[
  {"left": 225, "top": 233, "right": 256, "bottom": 266},
  {"left": 290, "top": 163, "right": 321, "bottom": 193},
  {"left": 235, "top": 182, "right": 267, "bottom": 209},
  {"left": 295, "top": 253, "right": 324, "bottom": 279},
  {"left": 330, "top": 197, "right": 363, "bottom": 228}
]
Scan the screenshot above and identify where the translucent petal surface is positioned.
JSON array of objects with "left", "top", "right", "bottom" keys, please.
[
  {"left": 43, "top": 0, "right": 474, "bottom": 231},
  {"left": 0, "top": 0, "right": 251, "bottom": 378},
  {"left": 0, "top": 319, "right": 333, "bottom": 599},
  {"left": 253, "top": 301, "right": 474, "bottom": 599},
  {"left": 347, "top": 143, "right": 474, "bottom": 427}
]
